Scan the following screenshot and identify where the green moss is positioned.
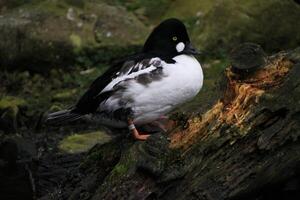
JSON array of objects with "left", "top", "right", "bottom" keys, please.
[
  {"left": 102, "top": 0, "right": 172, "bottom": 23},
  {"left": 48, "top": 104, "right": 64, "bottom": 112},
  {"left": 70, "top": 34, "right": 82, "bottom": 51},
  {"left": 20, "top": 0, "right": 67, "bottom": 16},
  {"left": 87, "top": 150, "right": 103, "bottom": 161},
  {"left": 198, "top": 0, "right": 300, "bottom": 52},
  {"left": 63, "top": 0, "right": 85, "bottom": 8},
  {"left": 163, "top": 0, "right": 300, "bottom": 53},
  {"left": 81, "top": 139, "right": 123, "bottom": 170},
  {"left": 53, "top": 89, "right": 78, "bottom": 101},
  {"left": 59, "top": 131, "right": 112, "bottom": 154},
  {"left": 109, "top": 148, "right": 137, "bottom": 179},
  {"left": 0, "top": 96, "right": 26, "bottom": 125},
  {"left": 113, "top": 164, "right": 128, "bottom": 176},
  {"left": 0, "top": 0, "right": 43, "bottom": 10},
  {"left": 0, "top": 96, "right": 26, "bottom": 110},
  {"left": 164, "top": 0, "right": 215, "bottom": 18}
]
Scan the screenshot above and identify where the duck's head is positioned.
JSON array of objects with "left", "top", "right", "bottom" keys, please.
[{"left": 143, "top": 18, "right": 199, "bottom": 57}]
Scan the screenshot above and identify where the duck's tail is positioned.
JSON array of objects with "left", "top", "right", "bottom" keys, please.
[{"left": 45, "top": 109, "right": 83, "bottom": 125}]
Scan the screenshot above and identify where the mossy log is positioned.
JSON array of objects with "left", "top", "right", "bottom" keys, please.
[{"left": 41, "top": 46, "right": 300, "bottom": 200}]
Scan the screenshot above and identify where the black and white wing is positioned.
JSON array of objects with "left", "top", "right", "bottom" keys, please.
[{"left": 72, "top": 56, "right": 165, "bottom": 115}]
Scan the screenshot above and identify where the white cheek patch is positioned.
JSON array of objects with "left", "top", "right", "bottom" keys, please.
[{"left": 176, "top": 42, "right": 185, "bottom": 52}]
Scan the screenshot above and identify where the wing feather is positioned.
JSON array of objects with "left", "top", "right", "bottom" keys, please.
[{"left": 72, "top": 56, "right": 163, "bottom": 114}]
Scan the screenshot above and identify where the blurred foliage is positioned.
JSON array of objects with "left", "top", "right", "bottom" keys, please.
[
  {"left": 0, "top": 96, "right": 26, "bottom": 110},
  {"left": 0, "top": 65, "right": 107, "bottom": 119},
  {"left": 76, "top": 45, "right": 141, "bottom": 67}
]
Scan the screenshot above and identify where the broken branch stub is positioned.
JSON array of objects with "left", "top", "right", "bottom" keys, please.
[{"left": 229, "top": 43, "right": 267, "bottom": 75}]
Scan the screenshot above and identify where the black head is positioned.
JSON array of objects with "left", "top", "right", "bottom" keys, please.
[{"left": 143, "top": 18, "right": 199, "bottom": 57}]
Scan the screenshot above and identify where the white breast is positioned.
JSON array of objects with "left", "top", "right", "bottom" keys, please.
[{"left": 166, "top": 55, "right": 204, "bottom": 102}]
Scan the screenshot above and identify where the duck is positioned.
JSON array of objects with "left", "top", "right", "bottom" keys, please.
[{"left": 46, "top": 18, "right": 203, "bottom": 140}]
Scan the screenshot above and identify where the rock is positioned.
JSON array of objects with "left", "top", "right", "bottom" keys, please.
[
  {"left": 0, "top": 136, "right": 36, "bottom": 163},
  {"left": 207, "top": 0, "right": 300, "bottom": 52},
  {"left": 0, "top": 1, "right": 148, "bottom": 72},
  {"left": 0, "top": 138, "right": 18, "bottom": 167},
  {"left": 92, "top": 3, "right": 148, "bottom": 45},
  {"left": 0, "top": 135, "right": 36, "bottom": 200},
  {"left": 36, "top": 153, "right": 84, "bottom": 198},
  {"left": 104, "top": 0, "right": 172, "bottom": 23},
  {"left": 0, "top": 0, "right": 29, "bottom": 13},
  {"left": 165, "top": 0, "right": 300, "bottom": 53},
  {"left": 287, "top": 47, "right": 300, "bottom": 63},
  {"left": 0, "top": 135, "right": 36, "bottom": 168},
  {"left": 164, "top": 0, "right": 215, "bottom": 19}
]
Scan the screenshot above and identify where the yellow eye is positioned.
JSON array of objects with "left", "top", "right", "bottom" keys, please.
[{"left": 172, "top": 36, "right": 177, "bottom": 41}]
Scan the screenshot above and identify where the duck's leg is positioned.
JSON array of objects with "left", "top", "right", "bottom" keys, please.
[
  {"left": 128, "top": 119, "right": 150, "bottom": 140},
  {"left": 151, "top": 116, "right": 176, "bottom": 132}
]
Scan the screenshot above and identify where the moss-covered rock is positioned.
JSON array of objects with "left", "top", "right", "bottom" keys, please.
[
  {"left": 102, "top": 0, "right": 172, "bottom": 23},
  {"left": 164, "top": 0, "right": 215, "bottom": 19},
  {"left": 165, "top": 0, "right": 300, "bottom": 53},
  {"left": 0, "top": 0, "right": 148, "bottom": 72},
  {"left": 0, "top": 0, "right": 39, "bottom": 12},
  {"left": 58, "top": 131, "right": 112, "bottom": 153}
]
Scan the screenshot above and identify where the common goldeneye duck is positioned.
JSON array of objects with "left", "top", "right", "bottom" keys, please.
[{"left": 46, "top": 18, "right": 204, "bottom": 140}]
